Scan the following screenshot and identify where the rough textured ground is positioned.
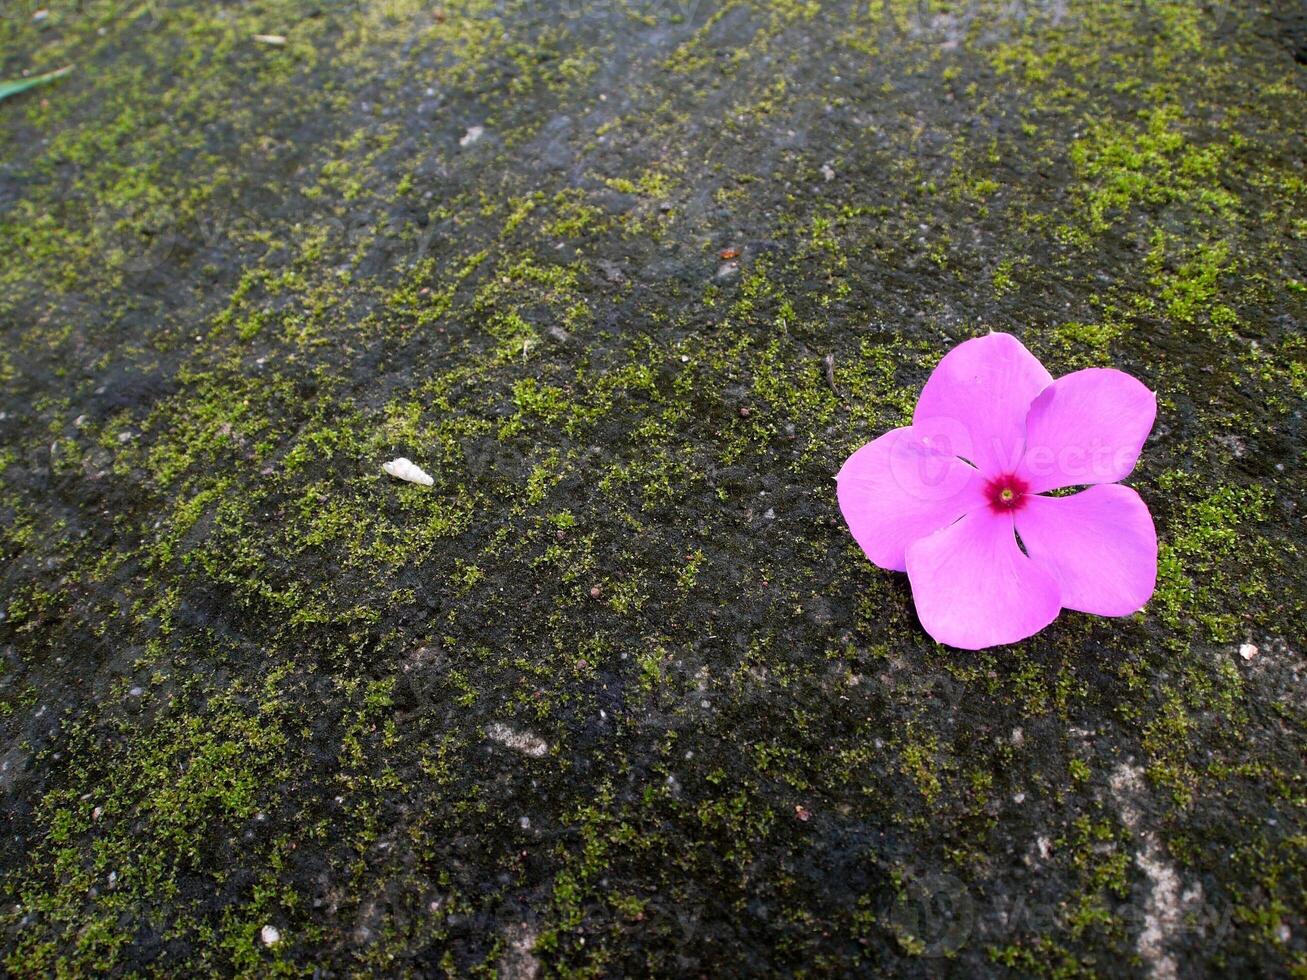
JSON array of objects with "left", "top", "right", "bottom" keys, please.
[{"left": 1, "top": 0, "right": 1304, "bottom": 976}]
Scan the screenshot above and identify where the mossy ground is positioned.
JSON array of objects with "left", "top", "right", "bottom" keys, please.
[{"left": 1, "top": 0, "right": 1304, "bottom": 976}]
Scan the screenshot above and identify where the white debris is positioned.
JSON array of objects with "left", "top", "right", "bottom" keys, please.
[
  {"left": 1239, "top": 642, "right": 1258, "bottom": 661},
  {"left": 1111, "top": 762, "right": 1203, "bottom": 980},
  {"left": 252, "top": 34, "right": 287, "bottom": 45},
  {"left": 260, "top": 925, "right": 281, "bottom": 946},
  {"left": 486, "top": 722, "right": 548, "bottom": 758},
  {"left": 500, "top": 922, "right": 541, "bottom": 980},
  {"left": 382, "top": 457, "right": 433, "bottom": 487},
  {"left": 820, "top": 163, "right": 835, "bottom": 182},
  {"left": 459, "top": 125, "right": 484, "bottom": 147}
]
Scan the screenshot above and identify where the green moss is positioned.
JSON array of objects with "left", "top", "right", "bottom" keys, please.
[
  {"left": 5, "top": 670, "right": 298, "bottom": 975},
  {"left": 1, "top": 0, "right": 1303, "bottom": 972},
  {"left": 1063, "top": 104, "right": 1238, "bottom": 240},
  {"left": 1153, "top": 475, "right": 1271, "bottom": 642}
]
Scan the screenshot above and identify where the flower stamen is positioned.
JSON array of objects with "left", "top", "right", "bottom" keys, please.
[{"left": 985, "top": 474, "right": 1030, "bottom": 512}]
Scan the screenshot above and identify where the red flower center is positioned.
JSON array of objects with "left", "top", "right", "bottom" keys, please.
[{"left": 985, "top": 473, "right": 1030, "bottom": 512}]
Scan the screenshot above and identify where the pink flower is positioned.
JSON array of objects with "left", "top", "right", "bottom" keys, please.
[{"left": 837, "top": 332, "right": 1158, "bottom": 650}]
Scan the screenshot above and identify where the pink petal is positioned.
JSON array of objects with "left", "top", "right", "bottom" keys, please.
[
  {"left": 1014, "top": 484, "right": 1157, "bottom": 616},
  {"left": 837, "top": 426, "right": 987, "bottom": 572},
  {"left": 905, "top": 508, "right": 1061, "bottom": 650},
  {"left": 1017, "top": 368, "right": 1156, "bottom": 493},
  {"left": 912, "top": 333, "right": 1053, "bottom": 479}
]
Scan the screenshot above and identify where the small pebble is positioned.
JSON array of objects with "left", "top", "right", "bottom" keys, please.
[
  {"left": 1239, "top": 642, "right": 1258, "bottom": 661},
  {"left": 128, "top": 686, "right": 144, "bottom": 698},
  {"left": 589, "top": 585, "right": 602, "bottom": 599},
  {"left": 261, "top": 925, "right": 281, "bottom": 946}
]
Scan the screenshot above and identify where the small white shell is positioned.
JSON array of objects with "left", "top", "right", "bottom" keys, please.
[{"left": 382, "top": 457, "right": 433, "bottom": 487}]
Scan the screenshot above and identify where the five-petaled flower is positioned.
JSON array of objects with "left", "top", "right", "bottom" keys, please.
[{"left": 837, "top": 332, "right": 1158, "bottom": 650}]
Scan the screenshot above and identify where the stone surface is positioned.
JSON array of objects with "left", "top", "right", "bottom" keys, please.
[{"left": 0, "top": 0, "right": 1304, "bottom": 975}]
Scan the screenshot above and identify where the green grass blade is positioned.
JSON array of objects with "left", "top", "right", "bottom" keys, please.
[{"left": 0, "top": 65, "right": 73, "bottom": 103}]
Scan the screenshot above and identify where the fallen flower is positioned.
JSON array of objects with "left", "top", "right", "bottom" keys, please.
[{"left": 837, "top": 332, "right": 1157, "bottom": 650}]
